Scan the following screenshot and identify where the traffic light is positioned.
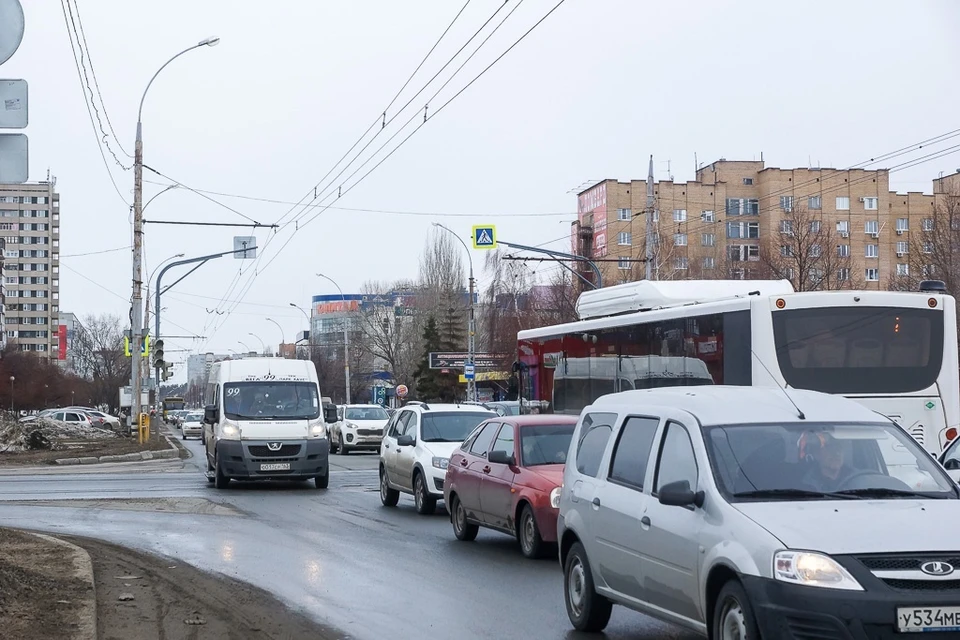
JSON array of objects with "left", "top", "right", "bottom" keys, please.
[
  {"left": 162, "top": 361, "right": 173, "bottom": 381},
  {"left": 153, "top": 339, "right": 165, "bottom": 370}
]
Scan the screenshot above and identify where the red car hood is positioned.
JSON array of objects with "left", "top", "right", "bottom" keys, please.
[{"left": 525, "top": 464, "right": 565, "bottom": 486}]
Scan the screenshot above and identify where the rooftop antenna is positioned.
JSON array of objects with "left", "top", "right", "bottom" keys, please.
[{"left": 751, "top": 350, "right": 805, "bottom": 419}]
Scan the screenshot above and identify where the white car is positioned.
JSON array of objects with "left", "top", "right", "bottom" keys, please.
[
  {"left": 379, "top": 403, "right": 497, "bottom": 514},
  {"left": 330, "top": 404, "right": 390, "bottom": 454},
  {"left": 181, "top": 410, "right": 203, "bottom": 440}
]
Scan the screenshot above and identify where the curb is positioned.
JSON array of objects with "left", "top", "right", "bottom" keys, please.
[
  {"left": 25, "top": 531, "right": 98, "bottom": 640},
  {"left": 54, "top": 433, "right": 182, "bottom": 466}
]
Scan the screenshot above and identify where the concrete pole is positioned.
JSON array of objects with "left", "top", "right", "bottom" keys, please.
[
  {"left": 131, "top": 127, "right": 144, "bottom": 419},
  {"left": 645, "top": 154, "right": 655, "bottom": 281}
]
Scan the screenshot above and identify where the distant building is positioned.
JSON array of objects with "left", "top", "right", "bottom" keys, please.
[
  {"left": 56, "top": 311, "right": 77, "bottom": 371},
  {"left": 186, "top": 352, "right": 231, "bottom": 384}
]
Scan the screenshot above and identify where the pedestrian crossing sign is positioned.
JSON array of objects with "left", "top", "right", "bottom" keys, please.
[{"left": 472, "top": 225, "right": 497, "bottom": 250}]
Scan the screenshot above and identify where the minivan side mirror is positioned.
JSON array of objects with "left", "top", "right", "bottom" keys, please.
[
  {"left": 945, "top": 458, "right": 960, "bottom": 471},
  {"left": 203, "top": 405, "right": 219, "bottom": 425},
  {"left": 323, "top": 405, "right": 339, "bottom": 424},
  {"left": 658, "top": 480, "right": 705, "bottom": 509},
  {"left": 397, "top": 434, "right": 415, "bottom": 447},
  {"left": 488, "top": 450, "right": 516, "bottom": 467}
]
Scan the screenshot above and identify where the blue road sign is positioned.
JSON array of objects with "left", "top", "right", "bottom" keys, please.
[
  {"left": 372, "top": 386, "right": 387, "bottom": 406},
  {"left": 464, "top": 363, "right": 476, "bottom": 380},
  {"left": 472, "top": 225, "right": 497, "bottom": 249}
]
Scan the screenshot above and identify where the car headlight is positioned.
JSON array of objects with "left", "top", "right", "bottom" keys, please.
[
  {"left": 432, "top": 457, "right": 449, "bottom": 470},
  {"left": 550, "top": 486, "right": 562, "bottom": 509},
  {"left": 345, "top": 422, "right": 357, "bottom": 430},
  {"left": 774, "top": 551, "right": 863, "bottom": 591},
  {"left": 310, "top": 423, "right": 327, "bottom": 438},
  {"left": 221, "top": 423, "right": 241, "bottom": 440}
]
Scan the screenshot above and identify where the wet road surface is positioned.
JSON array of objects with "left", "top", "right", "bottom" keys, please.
[{"left": 0, "top": 434, "right": 701, "bottom": 640}]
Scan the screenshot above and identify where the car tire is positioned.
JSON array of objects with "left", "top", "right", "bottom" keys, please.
[
  {"left": 713, "top": 580, "right": 760, "bottom": 640},
  {"left": 214, "top": 451, "right": 231, "bottom": 489},
  {"left": 206, "top": 459, "right": 215, "bottom": 483},
  {"left": 413, "top": 472, "right": 437, "bottom": 515},
  {"left": 340, "top": 442, "right": 350, "bottom": 455},
  {"left": 328, "top": 436, "right": 335, "bottom": 454},
  {"left": 314, "top": 468, "right": 329, "bottom": 489},
  {"left": 564, "top": 541, "right": 612, "bottom": 632},
  {"left": 380, "top": 466, "right": 400, "bottom": 507},
  {"left": 451, "top": 494, "right": 478, "bottom": 541},
  {"left": 518, "top": 504, "right": 545, "bottom": 559}
]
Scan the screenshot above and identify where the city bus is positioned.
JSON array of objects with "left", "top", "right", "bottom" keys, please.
[
  {"left": 517, "top": 279, "right": 960, "bottom": 453},
  {"left": 161, "top": 396, "right": 186, "bottom": 421}
]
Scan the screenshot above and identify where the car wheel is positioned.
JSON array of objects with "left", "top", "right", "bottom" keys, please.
[
  {"left": 379, "top": 467, "right": 399, "bottom": 507},
  {"left": 413, "top": 472, "right": 437, "bottom": 515},
  {"left": 564, "top": 541, "right": 612, "bottom": 632},
  {"left": 214, "top": 451, "right": 231, "bottom": 489},
  {"left": 451, "top": 494, "right": 478, "bottom": 541},
  {"left": 713, "top": 580, "right": 760, "bottom": 640},
  {"left": 518, "top": 504, "right": 545, "bottom": 559},
  {"left": 206, "top": 459, "right": 215, "bottom": 483},
  {"left": 340, "top": 442, "right": 350, "bottom": 455},
  {"left": 314, "top": 468, "right": 329, "bottom": 490}
]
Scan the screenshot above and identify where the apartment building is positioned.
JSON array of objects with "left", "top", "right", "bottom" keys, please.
[
  {"left": 573, "top": 159, "right": 950, "bottom": 290},
  {"left": 0, "top": 180, "right": 60, "bottom": 355}
]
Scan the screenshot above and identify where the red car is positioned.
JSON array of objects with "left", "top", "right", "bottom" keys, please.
[{"left": 443, "top": 414, "right": 578, "bottom": 558}]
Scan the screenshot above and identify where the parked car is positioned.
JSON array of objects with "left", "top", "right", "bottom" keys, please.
[
  {"left": 47, "top": 410, "right": 96, "bottom": 427},
  {"left": 18, "top": 409, "right": 57, "bottom": 423},
  {"left": 64, "top": 407, "right": 121, "bottom": 431},
  {"left": 330, "top": 404, "right": 390, "bottom": 454},
  {"left": 444, "top": 414, "right": 578, "bottom": 558},
  {"left": 557, "top": 385, "right": 960, "bottom": 638},
  {"left": 181, "top": 410, "right": 203, "bottom": 440},
  {"left": 379, "top": 403, "right": 498, "bottom": 514}
]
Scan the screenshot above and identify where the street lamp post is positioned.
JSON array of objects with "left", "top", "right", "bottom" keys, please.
[
  {"left": 9, "top": 376, "right": 14, "bottom": 414},
  {"left": 432, "top": 223, "right": 477, "bottom": 403},
  {"left": 130, "top": 36, "right": 220, "bottom": 426},
  {"left": 316, "top": 273, "right": 351, "bottom": 404},
  {"left": 266, "top": 318, "right": 285, "bottom": 357},
  {"left": 289, "top": 303, "right": 312, "bottom": 360},
  {"left": 238, "top": 340, "right": 252, "bottom": 354},
  {"left": 248, "top": 333, "right": 266, "bottom": 356}
]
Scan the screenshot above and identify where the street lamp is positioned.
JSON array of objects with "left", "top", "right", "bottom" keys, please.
[
  {"left": 266, "top": 318, "right": 285, "bottom": 356},
  {"left": 316, "top": 273, "right": 351, "bottom": 404},
  {"left": 248, "top": 333, "right": 266, "bottom": 355},
  {"left": 289, "top": 303, "right": 312, "bottom": 360},
  {"left": 130, "top": 36, "right": 220, "bottom": 425},
  {"left": 238, "top": 340, "right": 253, "bottom": 354},
  {"left": 432, "top": 223, "right": 477, "bottom": 403},
  {"left": 9, "top": 376, "right": 14, "bottom": 414}
]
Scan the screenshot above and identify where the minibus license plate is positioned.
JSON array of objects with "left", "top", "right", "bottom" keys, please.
[
  {"left": 260, "top": 463, "right": 290, "bottom": 471},
  {"left": 898, "top": 607, "right": 960, "bottom": 632}
]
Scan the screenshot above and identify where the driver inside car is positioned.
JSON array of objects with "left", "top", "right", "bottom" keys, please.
[{"left": 799, "top": 432, "right": 853, "bottom": 492}]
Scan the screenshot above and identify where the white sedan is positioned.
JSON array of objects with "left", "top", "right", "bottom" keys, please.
[{"left": 181, "top": 411, "right": 204, "bottom": 440}]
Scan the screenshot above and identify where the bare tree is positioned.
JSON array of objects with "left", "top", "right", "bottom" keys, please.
[
  {"left": 759, "top": 206, "right": 861, "bottom": 291},
  {"left": 889, "top": 187, "right": 960, "bottom": 293},
  {"left": 71, "top": 314, "right": 130, "bottom": 412},
  {"left": 418, "top": 227, "right": 466, "bottom": 316},
  {"left": 356, "top": 280, "right": 422, "bottom": 388}
]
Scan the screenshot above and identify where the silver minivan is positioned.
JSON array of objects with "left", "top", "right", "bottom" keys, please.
[{"left": 557, "top": 386, "right": 960, "bottom": 638}]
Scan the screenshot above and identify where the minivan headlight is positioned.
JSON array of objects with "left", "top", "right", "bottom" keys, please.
[
  {"left": 310, "top": 423, "right": 327, "bottom": 438},
  {"left": 221, "top": 423, "right": 240, "bottom": 440},
  {"left": 774, "top": 551, "right": 863, "bottom": 591}
]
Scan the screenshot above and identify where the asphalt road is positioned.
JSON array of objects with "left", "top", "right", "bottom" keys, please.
[{"left": 0, "top": 432, "right": 700, "bottom": 640}]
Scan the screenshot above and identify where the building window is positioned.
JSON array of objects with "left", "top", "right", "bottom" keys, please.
[
  {"left": 780, "top": 196, "right": 793, "bottom": 212},
  {"left": 701, "top": 233, "right": 715, "bottom": 247},
  {"left": 808, "top": 195, "right": 822, "bottom": 210},
  {"left": 836, "top": 220, "right": 849, "bottom": 236},
  {"left": 863, "top": 197, "right": 878, "bottom": 210},
  {"left": 727, "top": 221, "right": 760, "bottom": 239},
  {"left": 809, "top": 244, "right": 822, "bottom": 258},
  {"left": 835, "top": 196, "right": 850, "bottom": 211},
  {"left": 896, "top": 241, "right": 908, "bottom": 255},
  {"left": 922, "top": 218, "right": 934, "bottom": 231},
  {"left": 896, "top": 218, "right": 909, "bottom": 232},
  {"left": 838, "top": 267, "right": 850, "bottom": 282},
  {"left": 779, "top": 220, "right": 794, "bottom": 235},
  {"left": 702, "top": 257, "right": 715, "bottom": 270},
  {"left": 701, "top": 210, "right": 714, "bottom": 222},
  {"left": 729, "top": 245, "right": 760, "bottom": 262},
  {"left": 673, "top": 257, "right": 689, "bottom": 270},
  {"left": 809, "top": 220, "right": 821, "bottom": 233},
  {"left": 618, "top": 232, "right": 632, "bottom": 246},
  {"left": 742, "top": 177, "right": 754, "bottom": 185},
  {"left": 673, "top": 209, "right": 687, "bottom": 222},
  {"left": 780, "top": 245, "right": 793, "bottom": 257},
  {"left": 897, "top": 264, "right": 909, "bottom": 276},
  {"left": 725, "top": 198, "right": 760, "bottom": 216},
  {"left": 866, "top": 244, "right": 878, "bottom": 258},
  {"left": 922, "top": 265, "right": 936, "bottom": 277},
  {"left": 923, "top": 241, "right": 933, "bottom": 254},
  {"left": 617, "top": 208, "right": 631, "bottom": 221},
  {"left": 617, "top": 257, "right": 631, "bottom": 270},
  {"left": 673, "top": 233, "right": 687, "bottom": 246},
  {"left": 864, "top": 220, "right": 879, "bottom": 235},
  {"left": 865, "top": 268, "right": 879, "bottom": 282},
  {"left": 837, "top": 244, "right": 850, "bottom": 258}
]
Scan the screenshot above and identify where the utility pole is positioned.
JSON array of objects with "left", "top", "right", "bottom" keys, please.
[
  {"left": 467, "top": 264, "right": 477, "bottom": 404},
  {"left": 645, "top": 154, "right": 655, "bottom": 281}
]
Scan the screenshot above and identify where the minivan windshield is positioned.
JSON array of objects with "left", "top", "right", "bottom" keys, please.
[
  {"left": 421, "top": 412, "right": 498, "bottom": 443},
  {"left": 704, "top": 422, "right": 956, "bottom": 500},
  {"left": 345, "top": 407, "right": 388, "bottom": 421},
  {"left": 223, "top": 382, "right": 320, "bottom": 420}
]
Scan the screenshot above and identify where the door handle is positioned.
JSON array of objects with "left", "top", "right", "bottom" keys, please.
[
  {"left": 640, "top": 516, "right": 651, "bottom": 528},
  {"left": 459, "top": 459, "right": 468, "bottom": 467},
  {"left": 591, "top": 497, "right": 601, "bottom": 508},
  {"left": 395, "top": 448, "right": 401, "bottom": 452},
  {"left": 483, "top": 466, "right": 491, "bottom": 474}
]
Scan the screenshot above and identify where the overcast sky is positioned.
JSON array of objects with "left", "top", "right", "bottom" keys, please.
[{"left": 5, "top": 0, "right": 960, "bottom": 379}]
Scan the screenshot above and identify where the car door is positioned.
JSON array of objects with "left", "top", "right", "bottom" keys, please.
[
  {"left": 592, "top": 415, "right": 661, "bottom": 604},
  {"left": 52, "top": 411, "right": 65, "bottom": 422},
  {"left": 638, "top": 419, "right": 705, "bottom": 624},
  {"left": 458, "top": 421, "right": 500, "bottom": 520},
  {"left": 481, "top": 423, "right": 518, "bottom": 529},
  {"left": 381, "top": 411, "right": 405, "bottom": 481},
  {"left": 395, "top": 412, "right": 419, "bottom": 491}
]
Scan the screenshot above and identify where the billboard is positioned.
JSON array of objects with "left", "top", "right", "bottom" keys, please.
[
  {"left": 315, "top": 300, "right": 360, "bottom": 315},
  {"left": 58, "top": 324, "right": 67, "bottom": 360},
  {"left": 577, "top": 182, "right": 607, "bottom": 258}
]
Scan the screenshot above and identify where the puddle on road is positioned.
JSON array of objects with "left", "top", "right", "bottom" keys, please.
[{"left": 9, "top": 497, "right": 245, "bottom": 517}]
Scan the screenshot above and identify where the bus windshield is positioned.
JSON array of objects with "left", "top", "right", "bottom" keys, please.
[
  {"left": 223, "top": 382, "right": 320, "bottom": 420},
  {"left": 772, "top": 306, "right": 944, "bottom": 394}
]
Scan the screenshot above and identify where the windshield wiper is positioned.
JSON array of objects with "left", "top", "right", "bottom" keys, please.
[
  {"left": 834, "top": 487, "right": 948, "bottom": 499},
  {"left": 733, "top": 488, "right": 859, "bottom": 500}
]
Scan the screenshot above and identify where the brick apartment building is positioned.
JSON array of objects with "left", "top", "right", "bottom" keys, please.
[{"left": 573, "top": 159, "right": 960, "bottom": 290}]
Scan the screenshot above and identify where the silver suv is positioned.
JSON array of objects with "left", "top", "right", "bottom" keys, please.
[{"left": 557, "top": 386, "right": 960, "bottom": 638}]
